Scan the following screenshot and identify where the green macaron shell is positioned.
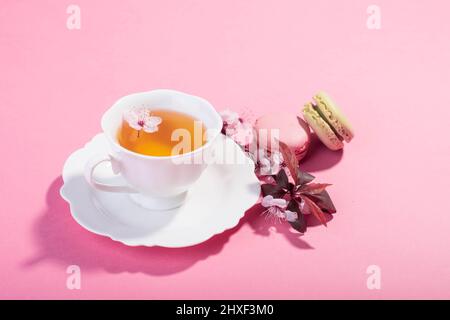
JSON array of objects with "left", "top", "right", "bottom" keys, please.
[
  {"left": 303, "top": 103, "right": 344, "bottom": 151},
  {"left": 313, "top": 92, "right": 354, "bottom": 143}
]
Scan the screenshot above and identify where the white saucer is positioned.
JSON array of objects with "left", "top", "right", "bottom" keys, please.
[{"left": 60, "top": 134, "right": 260, "bottom": 248}]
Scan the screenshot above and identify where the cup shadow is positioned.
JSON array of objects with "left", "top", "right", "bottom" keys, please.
[
  {"left": 300, "top": 134, "right": 344, "bottom": 172},
  {"left": 24, "top": 177, "right": 317, "bottom": 276},
  {"left": 23, "top": 177, "right": 253, "bottom": 276}
]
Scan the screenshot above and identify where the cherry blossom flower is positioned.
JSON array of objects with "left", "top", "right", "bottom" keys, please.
[
  {"left": 261, "top": 194, "right": 287, "bottom": 208},
  {"left": 261, "top": 195, "right": 288, "bottom": 219},
  {"left": 261, "top": 195, "right": 299, "bottom": 222},
  {"left": 227, "top": 121, "right": 254, "bottom": 147},
  {"left": 256, "top": 149, "right": 284, "bottom": 175},
  {"left": 124, "top": 107, "right": 162, "bottom": 133},
  {"left": 220, "top": 109, "right": 255, "bottom": 148},
  {"left": 220, "top": 109, "right": 240, "bottom": 128}
]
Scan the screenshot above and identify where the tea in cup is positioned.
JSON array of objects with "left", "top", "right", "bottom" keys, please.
[
  {"left": 117, "top": 108, "right": 208, "bottom": 157},
  {"left": 84, "top": 89, "right": 222, "bottom": 210}
]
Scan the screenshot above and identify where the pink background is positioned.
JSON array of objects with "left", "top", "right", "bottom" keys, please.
[{"left": 1, "top": 0, "right": 450, "bottom": 299}]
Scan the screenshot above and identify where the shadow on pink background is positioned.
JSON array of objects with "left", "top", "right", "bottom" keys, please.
[
  {"left": 25, "top": 172, "right": 330, "bottom": 276},
  {"left": 24, "top": 134, "right": 338, "bottom": 277},
  {"left": 1, "top": 0, "right": 450, "bottom": 299}
]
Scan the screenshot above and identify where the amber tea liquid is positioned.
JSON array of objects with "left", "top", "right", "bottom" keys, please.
[{"left": 117, "top": 109, "right": 207, "bottom": 156}]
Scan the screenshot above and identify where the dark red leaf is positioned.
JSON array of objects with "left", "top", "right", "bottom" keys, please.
[
  {"left": 286, "top": 199, "right": 300, "bottom": 212},
  {"left": 289, "top": 219, "right": 307, "bottom": 233},
  {"left": 297, "top": 171, "right": 315, "bottom": 185},
  {"left": 306, "top": 190, "right": 337, "bottom": 214},
  {"left": 286, "top": 199, "right": 306, "bottom": 233},
  {"left": 301, "top": 195, "right": 328, "bottom": 227},
  {"left": 277, "top": 140, "right": 299, "bottom": 185},
  {"left": 297, "top": 116, "right": 310, "bottom": 131},
  {"left": 261, "top": 184, "right": 287, "bottom": 198},
  {"left": 299, "top": 183, "right": 332, "bottom": 195},
  {"left": 275, "top": 169, "right": 289, "bottom": 189}
]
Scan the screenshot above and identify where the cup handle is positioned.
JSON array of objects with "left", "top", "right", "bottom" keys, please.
[{"left": 84, "top": 154, "right": 137, "bottom": 193}]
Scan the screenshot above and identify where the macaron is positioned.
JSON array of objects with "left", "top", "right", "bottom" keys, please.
[
  {"left": 302, "top": 91, "right": 354, "bottom": 151},
  {"left": 254, "top": 113, "right": 310, "bottom": 160}
]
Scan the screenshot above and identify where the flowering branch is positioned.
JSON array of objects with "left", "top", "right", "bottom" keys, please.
[{"left": 220, "top": 109, "right": 337, "bottom": 233}]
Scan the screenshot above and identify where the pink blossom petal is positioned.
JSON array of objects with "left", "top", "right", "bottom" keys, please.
[
  {"left": 271, "top": 198, "right": 287, "bottom": 209},
  {"left": 124, "top": 110, "right": 139, "bottom": 126},
  {"left": 124, "top": 107, "right": 163, "bottom": 134},
  {"left": 142, "top": 116, "right": 162, "bottom": 133},
  {"left": 261, "top": 195, "right": 287, "bottom": 209},
  {"left": 220, "top": 109, "right": 240, "bottom": 124},
  {"left": 256, "top": 148, "right": 284, "bottom": 176},
  {"left": 285, "top": 210, "right": 298, "bottom": 222},
  {"left": 146, "top": 116, "right": 162, "bottom": 126},
  {"left": 143, "top": 125, "right": 158, "bottom": 133},
  {"left": 224, "top": 126, "right": 238, "bottom": 137},
  {"left": 230, "top": 122, "right": 254, "bottom": 146},
  {"left": 124, "top": 107, "right": 151, "bottom": 130},
  {"left": 261, "top": 195, "right": 275, "bottom": 208},
  {"left": 129, "top": 123, "right": 143, "bottom": 131}
]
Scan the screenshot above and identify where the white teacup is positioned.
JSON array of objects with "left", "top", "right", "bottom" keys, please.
[{"left": 84, "top": 89, "right": 223, "bottom": 210}]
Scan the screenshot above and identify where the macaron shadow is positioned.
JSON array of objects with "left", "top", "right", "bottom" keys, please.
[{"left": 300, "top": 134, "right": 344, "bottom": 172}]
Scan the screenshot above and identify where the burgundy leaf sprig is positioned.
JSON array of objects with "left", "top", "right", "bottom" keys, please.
[
  {"left": 260, "top": 141, "right": 336, "bottom": 233},
  {"left": 219, "top": 110, "right": 337, "bottom": 234}
]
